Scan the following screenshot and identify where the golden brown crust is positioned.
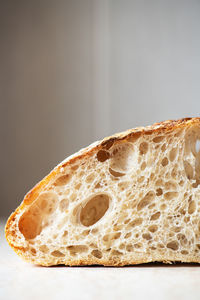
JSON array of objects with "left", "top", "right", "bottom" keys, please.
[{"left": 5, "top": 117, "right": 200, "bottom": 265}]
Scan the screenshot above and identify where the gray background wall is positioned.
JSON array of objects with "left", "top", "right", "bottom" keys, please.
[{"left": 1, "top": 0, "right": 200, "bottom": 217}]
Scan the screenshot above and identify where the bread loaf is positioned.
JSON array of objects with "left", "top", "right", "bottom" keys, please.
[{"left": 5, "top": 118, "right": 200, "bottom": 266}]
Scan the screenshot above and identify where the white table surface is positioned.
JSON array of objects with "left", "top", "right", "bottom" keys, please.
[{"left": 1, "top": 219, "right": 200, "bottom": 300}]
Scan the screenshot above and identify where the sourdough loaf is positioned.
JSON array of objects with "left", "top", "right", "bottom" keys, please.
[{"left": 5, "top": 118, "right": 200, "bottom": 266}]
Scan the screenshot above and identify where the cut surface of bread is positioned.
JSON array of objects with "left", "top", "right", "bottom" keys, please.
[{"left": 5, "top": 118, "right": 200, "bottom": 266}]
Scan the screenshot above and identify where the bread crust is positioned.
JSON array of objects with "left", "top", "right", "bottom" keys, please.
[{"left": 5, "top": 117, "right": 200, "bottom": 266}]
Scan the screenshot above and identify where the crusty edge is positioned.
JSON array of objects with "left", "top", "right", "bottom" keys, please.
[{"left": 5, "top": 117, "right": 200, "bottom": 265}]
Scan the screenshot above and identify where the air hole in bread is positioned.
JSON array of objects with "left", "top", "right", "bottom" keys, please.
[
  {"left": 196, "top": 244, "right": 200, "bottom": 250},
  {"left": 30, "top": 248, "right": 36, "bottom": 255},
  {"left": 20, "top": 193, "right": 59, "bottom": 240},
  {"left": 142, "top": 233, "right": 152, "bottom": 240},
  {"left": 166, "top": 241, "right": 179, "bottom": 251},
  {"left": 37, "top": 192, "right": 58, "bottom": 215},
  {"left": 94, "top": 182, "right": 101, "bottom": 189},
  {"left": 103, "top": 139, "right": 115, "bottom": 150},
  {"left": 118, "top": 181, "right": 130, "bottom": 191},
  {"left": 177, "top": 234, "right": 187, "bottom": 246},
  {"left": 140, "top": 162, "right": 146, "bottom": 171},
  {"left": 148, "top": 225, "right": 158, "bottom": 233},
  {"left": 128, "top": 132, "right": 141, "bottom": 143},
  {"left": 124, "top": 218, "right": 130, "bottom": 224},
  {"left": 102, "top": 234, "right": 110, "bottom": 242},
  {"left": 126, "top": 244, "right": 133, "bottom": 252},
  {"left": 164, "top": 192, "right": 178, "bottom": 201},
  {"left": 75, "top": 183, "right": 81, "bottom": 190},
  {"left": 158, "top": 243, "right": 164, "bottom": 248},
  {"left": 153, "top": 136, "right": 164, "bottom": 143},
  {"left": 59, "top": 198, "right": 69, "bottom": 212},
  {"left": 62, "top": 230, "right": 68, "bottom": 237},
  {"left": 137, "top": 176, "right": 145, "bottom": 183},
  {"left": 51, "top": 250, "right": 65, "bottom": 257},
  {"left": 128, "top": 217, "right": 143, "bottom": 227},
  {"left": 113, "top": 224, "right": 123, "bottom": 231},
  {"left": 67, "top": 245, "right": 88, "bottom": 255},
  {"left": 71, "top": 164, "right": 79, "bottom": 171},
  {"left": 134, "top": 243, "right": 142, "bottom": 249},
  {"left": 137, "top": 191, "right": 155, "bottom": 211},
  {"left": 53, "top": 233, "right": 58, "bottom": 239},
  {"left": 39, "top": 245, "right": 49, "bottom": 253},
  {"left": 113, "top": 232, "right": 121, "bottom": 239},
  {"left": 181, "top": 250, "right": 189, "bottom": 255},
  {"left": 54, "top": 174, "right": 71, "bottom": 186},
  {"left": 169, "top": 147, "right": 178, "bottom": 161},
  {"left": 150, "top": 246, "right": 156, "bottom": 251},
  {"left": 150, "top": 173, "right": 155, "bottom": 180},
  {"left": 109, "top": 168, "right": 125, "bottom": 177},
  {"left": 155, "top": 179, "right": 163, "bottom": 186},
  {"left": 171, "top": 164, "right": 178, "bottom": 178},
  {"left": 184, "top": 161, "right": 194, "bottom": 180},
  {"left": 139, "top": 142, "right": 148, "bottom": 155},
  {"left": 164, "top": 181, "right": 177, "bottom": 190},
  {"left": 124, "top": 232, "right": 132, "bottom": 239},
  {"left": 160, "top": 203, "right": 167, "bottom": 210},
  {"left": 102, "top": 232, "right": 121, "bottom": 248},
  {"left": 119, "top": 243, "right": 125, "bottom": 250},
  {"left": 161, "top": 144, "right": 166, "bottom": 152},
  {"left": 91, "top": 228, "right": 98, "bottom": 234},
  {"left": 82, "top": 229, "right": 90, "bottom": 236},
  {"left": 185, "top": 127, "right": 200, "bottom": 164},
  {"left": 86, "top": 174, "right": 96, "bottom": 183},
  {"left": 70, "top": 192, "right": 77, "bottom": 202},
  {"left": 90, "top": 243, "right": 97, "bottom": 248},
  {"left": 156, "top": 188, "right": 163, "bottom": 196},
  {"left": 19, "top": 212, "right": 42, "bottom": 240},
  {"left": 91, "top": 249, "right": 102, "bottom": 259},
  {"left": 173, "top": 226, "right": 181, "bottom": 233},
  {"left": 184, "top": 216, "right": 190, "bottom": 223},
  {"left": 105, "top": 248, "right": 111, "bottom": 252},
  {"left": 80, "top": 194, "right": 110, "bottom": 227},
  {"left": 110, "top": 143, "right": 135, "bottom": 173},
  {"left": 31, "top": 205, "right": 41, "bottom": 217},
  {"left": 97, "top": 150, "right": 110, "bottom": 162},
  {"left": 150, "top": 212, "right": 161, "bottom": 221},
  {"left": 188, "top": 199, "right": 196, "bottom": 214},
  {"left": 111, "top": 250, "right": 123, "bottom": 256},
  {"left": 161, "top": 157, "right": 169, "bottom": 167},
  {"left": 148, "top": 203, "right": 156, "bottom": 209}
]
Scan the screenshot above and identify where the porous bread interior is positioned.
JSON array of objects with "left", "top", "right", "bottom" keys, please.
[{"left": 11, "top": 123, "right": 200, "bottom": 265}]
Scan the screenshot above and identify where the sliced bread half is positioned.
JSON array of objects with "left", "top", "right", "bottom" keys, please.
[{"left": 5, "top": 118, "right": 200, "bottom": 266}]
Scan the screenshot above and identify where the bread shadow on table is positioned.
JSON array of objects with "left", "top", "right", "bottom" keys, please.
[{"left": 35, "top": 262, "right": 200, "bottom": 269}]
